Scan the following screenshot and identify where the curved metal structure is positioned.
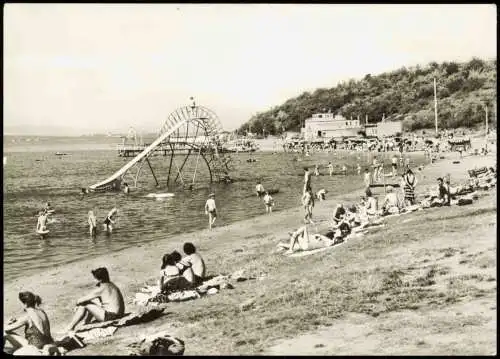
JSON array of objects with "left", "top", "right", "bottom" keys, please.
[{"left": 89, "top": 104, "right": 232, "bottom": 192}]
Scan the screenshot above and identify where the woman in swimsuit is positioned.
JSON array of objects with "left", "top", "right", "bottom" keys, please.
[
  {"left": 103, "top": 207, "right": 118, "bottom": 233},
  {"left": 159, "top": 252, "right": 194, "bottom": 294},
  {"left": 277, "top": 225, "right": 345, "bottom": 254},
  {"left": 4, "top": 292, "right": 55, "bottom": 354},
  {"left": 401, "top": 168, "right": 418, "bottom": 206}
]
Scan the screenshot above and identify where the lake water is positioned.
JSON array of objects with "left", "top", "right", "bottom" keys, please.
[{"left": 3, "top": 136, "right": 426, "bottom": 282}]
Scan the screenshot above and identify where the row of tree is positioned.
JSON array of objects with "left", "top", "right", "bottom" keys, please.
[{"left": 238, "top": 58, "right": 496, "bottom": 135}]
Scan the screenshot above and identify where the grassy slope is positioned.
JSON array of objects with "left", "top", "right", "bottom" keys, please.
[{"left": 4, "top": 152, "right": 496, "bottom": 356}]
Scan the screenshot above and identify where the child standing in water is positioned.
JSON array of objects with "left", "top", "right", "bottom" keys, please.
[
  {"left": 263, "top": 191, "right": 274, "bottom": 214},
  {"left": 342, "top": 164, "right": 347, "bottom": 175},
  {"left": 103, "top": 207, "right": 118, "bottom": 234},
  {"left": 88, "top": 210, "right": 97, "bottom": 238},
  {"left": 36, "top": 211, "right": 49, "bottom": 240},
  {"left": 356, "top": 163, "right": 361, "bottom": 175},
  {"left": 204, "top": 193, "right": 217, "bottom": 230},
  {"left": 327, "top": 162, "right": 334, "bottom": 176},
  {"left": 314, "top": 164, "right": 320, "bottom": 176}
]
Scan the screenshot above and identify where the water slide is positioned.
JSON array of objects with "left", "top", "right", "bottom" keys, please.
[{"left": 89, "top": 120, "right": 187, "bottom": 192}]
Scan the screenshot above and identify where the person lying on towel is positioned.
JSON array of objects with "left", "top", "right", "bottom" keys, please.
[{"left": 277, "top": 225, "right": 348, "bottom": 254}]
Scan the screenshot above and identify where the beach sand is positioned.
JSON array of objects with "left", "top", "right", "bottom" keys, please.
[{"left": 3, "top": 151, "right": 496, "bottom": 355}]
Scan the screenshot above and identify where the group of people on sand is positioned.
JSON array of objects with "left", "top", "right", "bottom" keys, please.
[
  {"left": 278, "top": 188, "right": 386, "bottom": 254},
  {"left": 4, "top": 267, "right": 125, "bottom": 355},
  {"left": 159, "top": 242, "right": 207, "bottom": 294},
  {"left": 5, "top": 242, "right": 208, "bottom": 355}
]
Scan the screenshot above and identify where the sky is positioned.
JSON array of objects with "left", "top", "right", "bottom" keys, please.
[{"left": 4, "top": 4, "right": 497, "bottom": 135}]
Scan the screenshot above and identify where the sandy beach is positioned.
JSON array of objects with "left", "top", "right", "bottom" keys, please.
[{"left": 4, "top": 151, "right": 496, "bottom": 355}]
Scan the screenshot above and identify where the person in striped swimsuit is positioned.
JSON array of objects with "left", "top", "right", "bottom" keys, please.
[{"left": 401, "top": 168, "right": 417, "bottom": 206}]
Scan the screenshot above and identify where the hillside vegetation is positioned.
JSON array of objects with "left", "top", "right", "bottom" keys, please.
[{"left": 238, "top": 58, "right": 496, "bottom": 135}]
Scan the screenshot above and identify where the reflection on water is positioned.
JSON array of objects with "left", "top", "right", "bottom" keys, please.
[{"left": 3, "top": 147, "right": 426, "bottom": 282}]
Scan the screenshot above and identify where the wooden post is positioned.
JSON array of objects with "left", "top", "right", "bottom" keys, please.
[
  {"left": 434, "top": 78, "right": 438, "bottom": 135},
  {"left": 485, "top": 104, "right": 489, "bottom": 136},
  {"left": 145, "top": 156, "right": 159, "bottom": 186}
]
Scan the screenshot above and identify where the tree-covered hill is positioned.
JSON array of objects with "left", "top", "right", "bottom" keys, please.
[{"left": 238, "top": 58, "right": 496, "bottom": 135}]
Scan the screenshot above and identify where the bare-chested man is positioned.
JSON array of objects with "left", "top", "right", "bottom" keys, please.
[{"left": 62, "top": 267, "right": 125, "bottom": 335}]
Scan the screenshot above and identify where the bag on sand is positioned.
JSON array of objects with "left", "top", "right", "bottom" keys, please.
[
  {"left": 129, "top": 335, "right": 185, "bottom": 356},
  {"left": 457, "top": 198, "right": 473, "bottom": 206}
]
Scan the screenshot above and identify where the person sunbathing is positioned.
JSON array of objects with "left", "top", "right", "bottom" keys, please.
[
  {"left": 62, "top": 267, "right": 125, "bottom": 335},
  {"left": 4, "top": 292, "right": 57, "bottom": 355},
  {"left": 277, "top": 226, "right": 338, "bottom": 254},
  {"left": 381, "top": 186, "right": 400, "bottom": 215}
]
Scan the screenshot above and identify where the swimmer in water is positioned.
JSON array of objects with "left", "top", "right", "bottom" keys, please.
[
  {"left": 255, "top": 182, "right": 265, "bottom": 197},
  {"left": 204, "top": 193, "right": 217, "bottom": 230},
  {"left": 103, "top": 207, "right": 118, "bottom": 234},
  {"left": 36, "top": 211, "right": 49, "bottom": 240},
  {"left": 43, "top": 202, "right": 54, "bottom": 215},
  {"left": 80, "top": 188, "right": 88, "bottom": 199},
  {"left": 88, "top": 210, "right": 97, "bottom": 238},
  {"left": 123, "top": 182, "right": 130, "bottom": 195}
]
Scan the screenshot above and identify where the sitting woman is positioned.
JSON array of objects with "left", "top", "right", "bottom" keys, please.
[
  {"left": 159, "top": 252, "right": 195, "bottom": 294},
  {"left": 364, "top": 189, "right": 379, "bottom": 216},
  {"left": 332, "top": 203, "right": 346, "bottom": 225},
  {"left": 4, "top": 292, "right": 57, "bottom": 355},
  {"left": 343, "top": 205, "right": 362, "bottom": 227},
  {"left": 380, "top": 186, "right": 400, "bottom": 215}
]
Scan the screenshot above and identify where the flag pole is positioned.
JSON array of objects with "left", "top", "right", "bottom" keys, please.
[{"left": 434, "top": 78, "right": 438, "bottom": 135}]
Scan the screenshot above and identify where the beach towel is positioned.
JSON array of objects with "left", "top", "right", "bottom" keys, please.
[
  {"left": 75, "top": 307, "right": 165, "bottom": 332},
  {"left": 139, "top": 275, "right": 234, "bottom": 306},
  {"left": 76, "top": 326, "right": 118, "bottom": 342},
  {"left": 284, "top": 232, "right": 365, "bottom": 258}
]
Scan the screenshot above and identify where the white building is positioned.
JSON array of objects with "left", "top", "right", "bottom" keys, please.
[{"left": 301, "top": 113, "right": 362, "bottom": 140}]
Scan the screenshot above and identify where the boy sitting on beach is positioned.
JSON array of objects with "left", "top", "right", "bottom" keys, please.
[
  {"left": 181, "top": 242, "right": 206, "bottom": 285},
  {"left": 61, "top": 267, "right": 125, "bottom": 335}
]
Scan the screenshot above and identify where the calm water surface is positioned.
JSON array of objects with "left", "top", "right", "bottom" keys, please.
[{"left": 3, "top": 138, "right": 425, "bottom": 282}]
